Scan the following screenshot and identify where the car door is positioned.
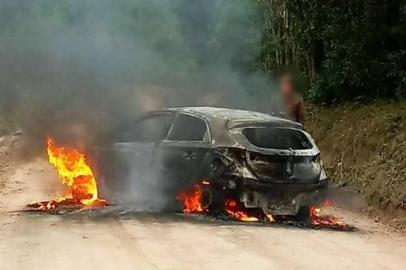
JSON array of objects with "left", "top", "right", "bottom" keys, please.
[
  {"left": 156, "top": 113, "right": 212, "bottom": 189},
  {"left": 110, "top": 112, "right": 174, "bottom": 203}
]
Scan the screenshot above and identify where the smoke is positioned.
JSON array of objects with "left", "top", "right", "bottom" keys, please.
[
  {"left": 0, "top": 0, "right": 280, "bottom": 210},
  {"left": 0, "top": 0, "right": 276, "bottom": 141}
]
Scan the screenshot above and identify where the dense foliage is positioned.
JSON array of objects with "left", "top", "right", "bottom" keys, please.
[{"left": 259, "top": 0, "right": 406, "bottom": 102}]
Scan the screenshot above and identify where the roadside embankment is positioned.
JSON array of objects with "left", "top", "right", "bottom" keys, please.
[{"left": 307, "top": 101, "right": 406, "bottom": 214}]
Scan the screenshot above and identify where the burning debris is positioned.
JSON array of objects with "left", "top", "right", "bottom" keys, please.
[
  {"left": 176, "top": 184, "right": 206, "bottom": 214},
  {"left": 176, "top": 181, "right": 275, "bottom": 223},
  {"left": 307, "top": 199, "right": 349, "bottom": 230},
  {"left": 176, "top": 181, "right": 350, "bottom": 230},
  {"left": 309, "top": 207, "right": 344, "bottom": 227},
  {"left": 224, "top": 198, "right": 274, "bottom": 223},
  {"left": 27, "top": 137, "right": 107, "bottom": 212}
]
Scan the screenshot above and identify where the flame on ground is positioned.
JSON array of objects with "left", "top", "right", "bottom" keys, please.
[
  {"left": 176, "top": 184, "right": 350, "bottom": 229},
  {"left": 176, "top": 184, "right": 205, "bottom": 213},
  {"left": 27, "top": 137, "right": 107, "bottom": 211},
  {"left": 47, "top": 137, "right": 98, "bottom": 205},
  {"left": 225, "top": 199, "right": 274, "bottom": 223},
  {"left": 309, "top": 206, "right": 345, "bottom": 228},
  {"left": 177, "top": 182, "right": 274, "bottom": 222}
]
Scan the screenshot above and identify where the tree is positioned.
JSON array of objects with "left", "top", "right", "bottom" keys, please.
[{"left": 260, "top": 0, "right": 406, "bottom": 102}]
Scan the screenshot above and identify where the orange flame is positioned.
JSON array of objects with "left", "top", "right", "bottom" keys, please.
[
  {"left": 224, "top": 199, "right": 274, "bottom": 223},
  {"left": 177, "top": 182, "right": 274, "bottom": 223},
  {"left": 310, "top": 206, "right": 343, "bottom": 227},
  {"left": 46, "top": 137, "right": 99, "bottom": 206},
  {"left": 176, "top": 184, "right": 205, "bottom": 213}
]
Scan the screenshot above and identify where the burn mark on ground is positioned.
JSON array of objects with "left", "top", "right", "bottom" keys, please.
[{"left": 22, "top": 205, "right": 357, "bottom": 232}]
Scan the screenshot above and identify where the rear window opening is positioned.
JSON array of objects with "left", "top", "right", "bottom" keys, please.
[{"left": 242, "top": 127, "right": 312, "bottom": 150}]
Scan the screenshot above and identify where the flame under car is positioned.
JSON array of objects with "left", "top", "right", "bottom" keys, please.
[{"left": 99, "top": 107, "right": 328, "bottom": 218}]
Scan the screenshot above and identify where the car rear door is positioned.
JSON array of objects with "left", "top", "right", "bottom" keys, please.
[{"left": 156, "top": 113, "right": 212, "bottom": 188}]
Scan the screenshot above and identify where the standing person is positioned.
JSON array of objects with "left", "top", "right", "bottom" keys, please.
[{"left": 279, "top": 74, "right": 305, "bottom": 126}]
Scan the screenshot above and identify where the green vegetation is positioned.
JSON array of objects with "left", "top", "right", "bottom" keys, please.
[
  {"left": 259, "top": 0, "right": 406, "bottom": 103},
  {"left": 307, "top": 100, "right": 406, "bottom": 209}
]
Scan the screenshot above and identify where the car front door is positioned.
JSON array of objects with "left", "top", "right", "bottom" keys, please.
[{"left": 110, "top": 112, "right": 174, "bottom": 204}]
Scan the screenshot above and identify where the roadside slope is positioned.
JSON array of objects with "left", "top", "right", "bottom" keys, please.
[{"left": 307, "top": 101, "right": 406, "bottom": 213}]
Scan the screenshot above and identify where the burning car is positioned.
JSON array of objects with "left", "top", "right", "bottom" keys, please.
[{"left": 102, "top": 107, "right": 328, "bottom": 219}]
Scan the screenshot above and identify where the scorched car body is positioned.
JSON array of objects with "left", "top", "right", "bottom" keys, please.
[{"left": 106, "top": 107, "right": 328, "bottom": 217}]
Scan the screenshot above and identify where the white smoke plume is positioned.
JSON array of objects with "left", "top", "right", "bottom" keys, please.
[{"left": 0, "top": 0, "right": 282, "bottom": 210}]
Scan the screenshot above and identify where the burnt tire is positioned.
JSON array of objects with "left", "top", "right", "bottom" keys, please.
[
  {"left": 209, "top": 158, "right": 227, "bottom": 181},
  {"left": 201, "top": 185, "right": 226, "bottom": 215},
  {"left": 295, "top": 206, "right": 311, "bottom": 222}
]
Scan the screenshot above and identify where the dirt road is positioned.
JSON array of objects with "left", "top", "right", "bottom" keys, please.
[{"left": 1, "top": 137, "right": 405, "bottom": 270}]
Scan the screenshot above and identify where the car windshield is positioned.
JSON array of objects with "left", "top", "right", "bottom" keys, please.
[{"left": 242, "top": 127, "right": 312, "bottom": 150}]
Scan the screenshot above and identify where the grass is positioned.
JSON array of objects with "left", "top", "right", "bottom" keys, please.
[{"left": 307, "top": 100, "right": 406, "bottom": 209}]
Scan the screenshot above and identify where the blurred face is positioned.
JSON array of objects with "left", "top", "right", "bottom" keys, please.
[{"left": 280, "top": 78, "right": 294, "bottom": 97}]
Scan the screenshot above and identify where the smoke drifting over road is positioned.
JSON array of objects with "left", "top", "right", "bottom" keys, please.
[
  {"left": 0, "top": 0, "right": 276, "bottom": 144},
  {"left": 0, "top": 0, "right": 280, "bottom": 209}
]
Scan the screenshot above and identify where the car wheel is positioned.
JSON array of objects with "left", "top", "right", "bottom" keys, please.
[
  {"left": 209, "top": 158, "right": 227, "bottom": 181},
  {"left": 295, "top": 206, "right": 311, "bottom": 222},
  {"left": 201, "top": 185, "right": 226, "bottom": 214}
]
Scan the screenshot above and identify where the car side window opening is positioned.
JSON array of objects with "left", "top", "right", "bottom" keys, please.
[
  {"left": 118, "top": 114, "right": 173, "bottom": 143},
  {"left": 168, "top": 114, "right": 209, "bottom": 141}
]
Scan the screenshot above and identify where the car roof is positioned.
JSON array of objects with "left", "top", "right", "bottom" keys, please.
[{"left": 163, "top": 106, "right": 301, "bottom": 127}]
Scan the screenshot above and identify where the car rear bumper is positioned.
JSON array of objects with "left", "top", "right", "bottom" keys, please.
[{"left": 238, "top": 179, "right": 328, "bottom": 215}]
